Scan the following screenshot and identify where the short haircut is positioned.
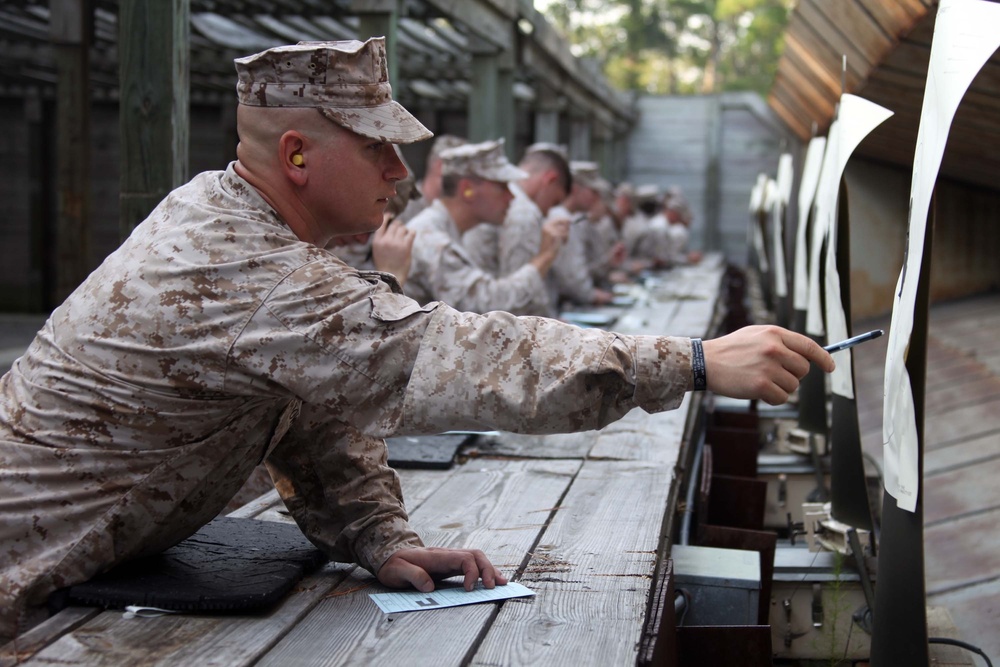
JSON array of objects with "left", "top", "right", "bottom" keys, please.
[
  {"left": 520, "top": 149, "right": 572, "bottom": 196},
  {"left": 441, "top": 173, "right": 461, "bottom": 197}
]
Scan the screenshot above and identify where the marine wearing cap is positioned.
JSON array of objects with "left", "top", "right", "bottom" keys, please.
[
  {"left": 439, "top": 138, "right": 528, "bottom": 183},
  {"left": 234, "top": 37, "right": 432, "bottom": 144}
]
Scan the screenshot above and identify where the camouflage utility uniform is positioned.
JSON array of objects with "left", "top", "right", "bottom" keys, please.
[
  {"left": 403, "top": 200, "right": 550, "bottom": 315},
  {"left": 0, "top": 164, "right": 696, "bottom": 639}
]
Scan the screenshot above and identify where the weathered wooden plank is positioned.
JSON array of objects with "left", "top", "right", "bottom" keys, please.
[
  {"left": 928, "top": 577, "right": 1000, "bottom": 666},
  {"left": 471, "top": 460, "right": 674, "bottom": 666},
  {"left": 925, "top": 507, "right": 1000, "bottom": 595},
  {"left": 118, "top": 0, "right": 189, "bottom": 236},
  {"left": 256, "top": 459, "right": 580, "bottom": 666},
  {"left": 811, "top": 0, "right": 893, "bottom": 69},
  {"left": 19, "top": 564, "right": 354, "bottom": 666},
  {"left": 588, "top": 395, "right": 690, "bottom": 463},
  {"left": 855, "top": 0, "right": 923, "bottom": 40},
  {"left": 0, "top": 608, "right": 102, "bottom": 667},
  {"left": 923, "top": 396, "right": 1000, "bottom": 448},
  {"left": 924, "top": 454, "right": 1000, "bottom": 525}
]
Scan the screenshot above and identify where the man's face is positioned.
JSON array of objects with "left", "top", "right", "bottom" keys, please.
[
  {"left": 522, "top": 168, "right": 567, "bottom": 215},
  {"left": 470, "top": 178, "right": 515, "bottom": 225},
  {"left": 309, "top": 125, "right": 408, "bottom": 238},
  {"left": 422, "top": 158, "right": 444, "bottom": 202}
]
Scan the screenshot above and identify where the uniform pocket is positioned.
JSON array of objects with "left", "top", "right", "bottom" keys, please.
[{"left": 368, "top": 292, "right": 439, "bottom": 323}]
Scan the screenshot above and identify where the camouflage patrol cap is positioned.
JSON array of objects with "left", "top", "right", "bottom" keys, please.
[
  {"left": 234, "top": 37, "right": 433, "bottom": 144},
  {"left": 526, "top": 142, "right": 569, "bottom": 160},
  {"left": 569, "top": 161, "right": 602, "bottom": 190},
  {"left": 439, "top": 139, "right": 528, "bottom": 182},
  {"left": 635, "top": 184, "right": 662, "bottom": 204}
]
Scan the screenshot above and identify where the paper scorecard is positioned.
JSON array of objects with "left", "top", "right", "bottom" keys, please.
[
  {"left": 771, "top": 154, "right": 794, "bottom": 298},
  {"left": 749, "top": 173, "right": 770, "bottom": 273},
  {"left": 883, "top": 0, "right": 1000, "bottom": 512},
  {"left": 820, "top": 95, "right": 894, "bottom": 399},
  {"left": 804, "top": 119, "right": 840, "bottom": 338},
  {"left": 369, "top": 581, "right": 535, "bottom": 614},
  {"left": 792, "top": 136, "right": 827, "bottom": 312}
]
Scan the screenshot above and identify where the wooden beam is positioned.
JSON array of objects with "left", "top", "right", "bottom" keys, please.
[
  {"left": 421, "top": 0, "right": 512, "bottom": 52},
  {"left": 118, "top": 0, "right": 190, "bottom": 237}
]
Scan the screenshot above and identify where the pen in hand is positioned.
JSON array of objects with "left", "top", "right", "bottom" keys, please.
[{"left": 824, "top": 329, "right": 884, "bottom": 353}]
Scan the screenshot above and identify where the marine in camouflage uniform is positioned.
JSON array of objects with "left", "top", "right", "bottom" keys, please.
[
  {"left": 403, "top": 140, "right": 556, "bottom": 315},
  {"left": 461, "top": 145, "right": 573, "bottom": 316},
  {"left": 0, "top": 38, "right": 832, "bottom": 642},
  {"left": 546, "top": 162, "right": 614, "bottom": 308}
]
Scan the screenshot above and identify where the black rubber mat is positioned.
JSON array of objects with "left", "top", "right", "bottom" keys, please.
[
  {"left": 64, "top": 517, "right": 326, "bottom": 612},
  {"left": 385, "top": 433, "right": 471, "bottom": 469}
]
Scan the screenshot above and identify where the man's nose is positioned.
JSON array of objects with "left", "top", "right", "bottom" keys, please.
[{"left": 384, "top": 146, "right": 407, "bottom": 181}]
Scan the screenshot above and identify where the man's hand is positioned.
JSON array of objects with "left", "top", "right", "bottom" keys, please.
[
  {"left": 591, "top": 288, "right": 615, "bottom": 305},
  {"left": 540, "top": 217, "right": 570, "bottom": 254},
  {"left": 702, "top": 325, "right": 834, "bottom": 406},
  {"left": 371, "top": 218, "right": 416, "bottom": 286},
  {"left": 531, "top": 217, "right": 571, "bottom": 275},
  {"left": 608, "top": 241, "right": 627, "bottom": 268},
  {"left": 378, "top": 547, "right": 509, "bottom": 592}
]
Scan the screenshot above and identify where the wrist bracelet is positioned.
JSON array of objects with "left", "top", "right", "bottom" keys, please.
[{"left": 691, "top": 338, "right": 707, "bottom": 391}]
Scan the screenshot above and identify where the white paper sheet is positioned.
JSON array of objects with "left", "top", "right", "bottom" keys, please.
[
  {"left": 883, "top": 0, "right": 1000, "bottom": 512},
  {"left": 793, "top": 137, "right": 827, "bottom": 312},
  {"left": 369, "top": 581, "right": 535, "bottom": 614},
  {"left": 804, "top": 120, "right": 840, "bottom": 337},
  {"left": 819, "top": 95, "right": 894, "bottom": 398},
  {"left": 750, "top": 174, "right": 770, "bottom": 272},
  {"left": 772, "top": 154, "right": 794, "bottom": 298}
]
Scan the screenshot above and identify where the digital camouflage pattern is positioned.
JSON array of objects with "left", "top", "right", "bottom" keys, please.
[
  {"left": 439, "top": 139, "right": 527, "bottom": 183},
  {"left": 235, "top": 38, "right": 432, "bottom": 144},
  {"left": 546, "top": 205, "right": 599, "bottom": 306},
  {"left": 0, "top": 164, "right": 694, "bottom": 641},
  {"left": 403, "top": 200, "right": 550, "bottom": 315},
  {"left": 586, "top": 215, "right": 622, "bottom": 282}
]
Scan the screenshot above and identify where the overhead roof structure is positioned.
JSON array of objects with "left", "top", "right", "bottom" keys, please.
[
  {"left": 769, "top": 0, "right": 1000, "bottom": 191},
  {"left": 0, "top": 0, "right": 635, "bottom": 132}
]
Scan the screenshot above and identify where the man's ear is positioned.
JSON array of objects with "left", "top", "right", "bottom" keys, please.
[{"left": 279, "top": 131, "right": 308, "bottom": 185}]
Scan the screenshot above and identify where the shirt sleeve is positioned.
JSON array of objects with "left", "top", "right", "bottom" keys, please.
[
  {"left": 264, "top": 402, "right": 423, "bottom": 575},
  {"left": 229, "top": 263, "right": 693, "bottom": 438}
]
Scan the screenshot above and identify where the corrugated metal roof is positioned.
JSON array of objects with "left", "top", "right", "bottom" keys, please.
[{"left": 768, "top": 0, "right": 1000, "bottom": 191}]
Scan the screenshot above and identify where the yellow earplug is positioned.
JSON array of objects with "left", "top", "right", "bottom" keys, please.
[
  {"left": 463, "top": 189, "right": 474, "bottom": 197},
  {"left": 291, "top": 154, "right": 304, "bottom": 166}
]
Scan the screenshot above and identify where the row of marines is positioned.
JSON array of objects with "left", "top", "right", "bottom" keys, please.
[{"left": 336, "top": 135, "right": 701, "bottom": 317}]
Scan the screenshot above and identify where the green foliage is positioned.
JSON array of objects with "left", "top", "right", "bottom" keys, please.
[{"left": 536, "top": 0, "right": 792, "bottom": 95}]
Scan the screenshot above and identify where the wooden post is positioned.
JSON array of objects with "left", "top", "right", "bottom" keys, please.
[
  {"left": 118, "top": 0, "right": 190, "bottom": 238},
  {"left": 533, "top": 84, "right": 561, "bottom": 144},
  {"left": 51, "top": 0, "right": 93, "bottom": 303},
  {"left": 469, "top": 52, "right": 500, "bottom": 141},
  {"left": 353, "top": 0, "right": 400, "bottom": 93},
  {"left": 25, "top": 90, "right": 53, "bottom": 310},
  {"left": 497, "top": 25, "right": 516, "bottom": 159},
  {"left": 569, "top": 115, "right": 590, "bottom": 160}
]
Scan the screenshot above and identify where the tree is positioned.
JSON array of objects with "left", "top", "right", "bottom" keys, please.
[{"left": 536, "top": 0, "right": 792, "bottom": 95}]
